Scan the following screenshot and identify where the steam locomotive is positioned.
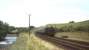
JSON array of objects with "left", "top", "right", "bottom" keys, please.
[{"left": 35, "top": 27, "right": 56, "bottom": 36}]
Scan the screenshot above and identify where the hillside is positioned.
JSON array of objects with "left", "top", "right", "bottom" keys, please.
[
  {"left": 47, "top": 20, "right": 89, "bottom": 28},
  {"left": 46, "top": 20, "right": 89, "bottom": 32}
]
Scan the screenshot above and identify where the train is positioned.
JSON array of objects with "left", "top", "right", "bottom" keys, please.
[{"left": 35, "top": 27, "right": 56, "bottom": 36}]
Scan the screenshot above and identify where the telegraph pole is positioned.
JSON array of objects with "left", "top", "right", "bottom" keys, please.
[{"left": 29, "top": 14, "right": 31, "bottom": 35}]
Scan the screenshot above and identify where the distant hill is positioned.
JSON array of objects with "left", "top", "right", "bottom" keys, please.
[{"left": 46, "top": 20, "right": 89, "bottom": 32}]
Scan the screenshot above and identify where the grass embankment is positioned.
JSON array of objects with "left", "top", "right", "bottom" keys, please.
[
  {"left": 29, "top": 33, "right": 63, "bottom": 50},
  {"left": 9, "top": 32, "right": 29, "bottom": 50},
  {"left": 9, "top": 32, "right": 62, "bottom": 50},
  {"left": 29, "top": 33, "right": 50, "bottom": 50}
]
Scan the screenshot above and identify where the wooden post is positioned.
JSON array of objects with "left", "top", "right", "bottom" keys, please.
[{"left": 29, "top": 14, "right": 31, "bottom": 35}]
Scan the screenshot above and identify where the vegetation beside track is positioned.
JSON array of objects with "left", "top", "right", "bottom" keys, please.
[
  {"left": 29, "top": 33, "right": 50, "bottom": 50},
  {"left": 8, "top": 32, "right": 53, "bottom": 50}
]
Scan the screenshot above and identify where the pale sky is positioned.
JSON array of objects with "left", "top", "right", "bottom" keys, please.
[{"left": 0, "top": 0, "right": 89, "bottom": 27}]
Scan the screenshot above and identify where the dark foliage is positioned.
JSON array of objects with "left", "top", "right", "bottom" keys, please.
[
  {"left": 0, "top": 20, "right": 16, "bottom": 41},
  {"left": 30, "top": 26, "right": 35, "bottom": 30},
  {"left": 69, "top": 21, "right": 75, "bottom": 23},
  {"left": 0, "top": 21, "right": 9, "bottom": 40}
]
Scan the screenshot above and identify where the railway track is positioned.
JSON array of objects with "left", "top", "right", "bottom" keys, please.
[{"left": 36, "top": 33, "right": 89, "bottom": 50}]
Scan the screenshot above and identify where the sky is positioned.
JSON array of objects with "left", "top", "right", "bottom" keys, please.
[{"left": 0, "top": 0, "right": 89, "bottom": 27}]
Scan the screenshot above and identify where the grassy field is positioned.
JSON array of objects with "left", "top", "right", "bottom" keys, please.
[{"left": 55, "top": 32, "right": 89, "bottom": 42}]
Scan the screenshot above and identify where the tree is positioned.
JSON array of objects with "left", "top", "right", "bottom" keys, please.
[
  {"left": 30, "top": 26, "right": 35, "bottom": 30},
  {"left": 8, "top": 26, "right": 15, "bottom": 32},
  {"left": 69, "top": 21, "right": 75, "bottom": 23},
  {"left": 0, "top": 21, "right": 9, "bottom": 41}
]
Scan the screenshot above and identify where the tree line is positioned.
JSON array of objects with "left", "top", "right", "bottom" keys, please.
[{"left": 0, "top": 20, "right": 15, "bottom": 41}]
